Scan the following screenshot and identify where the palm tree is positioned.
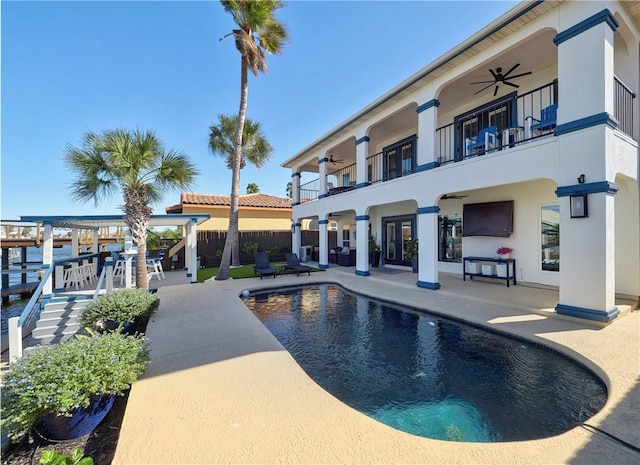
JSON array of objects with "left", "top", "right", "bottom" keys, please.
[
  {"left": 209, "top": 113, "right": 273, "bottom": 266},
  {"left": 65, "top": 128, "right": 198, "bottom": 289},
  {"left": 246, "top": 183, "right": 259, "bottom": 194},
  {"left": 217, "top": 0, "right": 288, "bottom": 280}
]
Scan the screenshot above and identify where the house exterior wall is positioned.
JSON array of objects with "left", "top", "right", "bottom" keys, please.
[
  {"left": 284, "top": 1, "right": 640, "bottom": 322},
  {"left": 178, "top": 205, "right": 292, "bottom": 231}
]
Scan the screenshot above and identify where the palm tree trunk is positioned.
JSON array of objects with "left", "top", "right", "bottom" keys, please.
[
  {"left": 124, "top": 189, "right": 151, "bottom": 290},
  {"left": 217, "top": 56, "right": 248, "bottom": 280}
]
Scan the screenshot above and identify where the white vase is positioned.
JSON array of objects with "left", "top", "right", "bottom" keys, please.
[{"left": 499, "top": 253, "right": 510, "bottom": 259}]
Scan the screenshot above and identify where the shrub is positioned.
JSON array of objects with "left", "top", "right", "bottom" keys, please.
[
  {"left": 267, "top": 246, "right": 280, "bottom": 253},
  {"left": 40, "top": 448, "right": 93, "bottom": 465},
  {"left": 80, "top": 288, "right": 159, "bottom": 329},
  {"left": 242, "top": 242, "right": 259, "bottom": 255},
  {"left": 1, "top": 331, "right": 149, "bottom": 442}
]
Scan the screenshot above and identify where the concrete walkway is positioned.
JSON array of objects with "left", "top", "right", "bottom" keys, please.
[{"left": 113, "top": 267, "right": 639, "bottom": 464}]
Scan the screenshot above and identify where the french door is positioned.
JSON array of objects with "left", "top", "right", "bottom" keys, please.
[{"left": 383, "top": 217, "right": 414, "bottom": 266}]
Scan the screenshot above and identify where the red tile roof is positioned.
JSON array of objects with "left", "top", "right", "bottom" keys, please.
[{"left": 169, "top": 192, "right": 292, "bottom": 211}]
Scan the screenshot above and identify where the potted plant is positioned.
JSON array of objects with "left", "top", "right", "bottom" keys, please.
[
  {"left": 368, "top": 237, "right": 381, "bottom": 268},
  {"left": 80, "top": 288, "right": 159, "bottom": 335},
  {"left": 496, "top": 246, "right": 513, "bottom": 259},
  {"left": 405, "top": 238, "right": 419, "bottom": 273},
  {"left": 1, "top": 330, "right": 149, "bottom": 442}
]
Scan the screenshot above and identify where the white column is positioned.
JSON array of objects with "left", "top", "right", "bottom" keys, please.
[
  {"left": 416, "top": 99, "right": 439, "bottom": 166},
  {"left": 292, "top": 220, "right": 301, "bottom": 261},
  {"left": 355, "top": 135, "right": 369, "bottom": 187},
  {"left": 416, "top": 206, "right": 440, "bottom": 289},
  {"left": 291, "top": 171, "right": 301, "bottom": 205},
  {"left": 319, "top": 156, "right": 328, "bottom": 197},
  {"left": 42, "top": 221, "right": 54, "bottom": 295},
  {"left": 71, "top": 229, "right": 79, "bottom": 257},
  {"left": 355, "top": 214, "right": 370, "bottom": 276},
  {"left": 318, "top": 219, "right": 329, "bottom": 269},
  {"left": 186, "top": 219, "right": 198, "bottom": 283},
  {"left": 92, "top": 230, "right": 99, "bottom": 254}
]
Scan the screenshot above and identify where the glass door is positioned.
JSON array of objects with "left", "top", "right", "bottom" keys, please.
[{"left": 384, "top": 217, "right": 414, "bottom": 266}]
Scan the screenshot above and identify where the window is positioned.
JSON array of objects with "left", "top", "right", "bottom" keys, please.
[
  {"left": 541, "top": 204, "right": 560, "bottom": 271},
  {"left": 383, "top": 136, "right": 416, "bottom": 180},
  {"left": 438, "top": 214, "right": 462, "bottom": 262},
  {"left": 342, "top": 229, "right": 350, "bottom": 247}
]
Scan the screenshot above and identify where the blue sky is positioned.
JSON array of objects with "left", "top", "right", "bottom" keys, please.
[{"left": 2, "top": 1, "right": 518, "bottom": 220}]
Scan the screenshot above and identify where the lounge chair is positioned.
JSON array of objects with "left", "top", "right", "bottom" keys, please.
[
  {"left": 284, "top": 252, "right": 311, "bottom": 276},
  {"left": 253, "top": 252, "right": 277, "bottom": 279},
  {"left": 466, "top": 125, "right": 499, "bottom": 156}
]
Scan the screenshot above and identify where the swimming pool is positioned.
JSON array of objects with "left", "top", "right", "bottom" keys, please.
[{"left": 244, "top": 284, "right": 607, "bottom": 443}]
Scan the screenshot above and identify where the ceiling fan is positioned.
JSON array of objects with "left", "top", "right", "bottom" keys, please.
[
  {"left": 441, "top": 193, "right": 469, "bottom": 200},
  {"left": 470, "top": 63, "right": 532, "bottom": 96},
  {"left": 329, "top": 154, "right": 344, "bottom": 165}
]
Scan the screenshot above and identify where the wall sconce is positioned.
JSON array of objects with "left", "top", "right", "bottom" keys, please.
[
  {"left": 570, "top": 194, "right": 588, "bottom": 218},
  {"left": 577, "top": 174, "right": 585, "bottom": 184}
]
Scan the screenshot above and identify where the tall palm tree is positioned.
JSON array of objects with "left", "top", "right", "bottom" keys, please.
[
  {"left": 209, "top": 113, "right": 273, "bottom": 266},
  {"left": 65, "top": 128, "right": 198, "bottom": 289},
  {"left": 217, "top": 0, "right": 288, "bottom": 280},
  {"left": 246, "top": 183, "right": 259, "bottom": 194}
]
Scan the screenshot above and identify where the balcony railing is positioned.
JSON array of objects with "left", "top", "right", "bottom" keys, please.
[
  {"left": 367, "top": 151, "right": 384, "bottom": 184},
  {"left": 326, "top": 163, "right": 356, "bottom": 195},
  {"left": 614, "top": 76, "right": 636, "bottom": 139},
  {"left": 300, "top": 178, "right": 319, "bottom": 202}
]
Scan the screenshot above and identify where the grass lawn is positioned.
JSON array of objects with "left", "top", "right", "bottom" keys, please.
[{"left": 197, "top": 263, "right": 323, "bottom": 282}]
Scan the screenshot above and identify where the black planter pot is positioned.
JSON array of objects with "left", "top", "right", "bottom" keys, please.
[
  {"left": 411, "top": 258, "right": 418, "bottom": 273},
  {"left": 41, "top": 394, "right": 115, "bottom": 440},
  {"left": 369, "top": 251, "right": 381, "bottom": 268},
  {"left": 95, "top": 319, "right": 137, "bottom": 335}
]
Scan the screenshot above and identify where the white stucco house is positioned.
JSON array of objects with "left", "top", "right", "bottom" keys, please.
[{"left": 282, "top": 1, "right": 639, "bottom": 323}]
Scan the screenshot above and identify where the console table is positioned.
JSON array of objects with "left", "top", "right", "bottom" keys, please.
[{"left": 463, "top": 256, "right": 516, "bottom": 287}]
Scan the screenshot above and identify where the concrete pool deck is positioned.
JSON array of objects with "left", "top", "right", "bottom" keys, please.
[{"left": 113, "top": 267, "right": 639, "bottom": 464}]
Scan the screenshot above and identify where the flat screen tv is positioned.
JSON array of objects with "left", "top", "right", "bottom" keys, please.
[{"left": 462, "top": 200, "right": 514, "bottom": 237}]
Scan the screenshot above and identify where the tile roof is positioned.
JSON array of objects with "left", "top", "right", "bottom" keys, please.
[{"left": 178, "top": 192, "right": 292, "bottom": 209}]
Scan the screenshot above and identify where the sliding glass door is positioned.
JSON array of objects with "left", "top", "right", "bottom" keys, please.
[{"left": 383, "top": 216, "right": 415, "bottom": 266}]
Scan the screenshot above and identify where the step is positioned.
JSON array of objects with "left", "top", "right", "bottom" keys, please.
[{"left": 31, "top": 322, "right": 83, "bottom": 343}]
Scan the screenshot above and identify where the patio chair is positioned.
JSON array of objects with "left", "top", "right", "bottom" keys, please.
[
  {"left": 253, "top": 252, "right": 277, "bottom": 279},
  {"left": 284, "top": 252, "right": 311, "bottom": 276},
  {"left": 466, "top": 126, "right": 499, "bottom": 156},
  {"left": 525, "top": 103, "right": 557, "bottom": 138}
]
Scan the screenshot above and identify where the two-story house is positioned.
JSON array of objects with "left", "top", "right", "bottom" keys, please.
[{"left": 282, "top": 1, "right": 639, "bottom": 323}]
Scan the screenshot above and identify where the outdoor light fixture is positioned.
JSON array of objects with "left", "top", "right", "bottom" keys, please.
[
  {"left": 570, "top": 194, "right": 588, "bottom": 218},
  {"left": 577, "top": 174, "right": 586, "bottom": 184}
]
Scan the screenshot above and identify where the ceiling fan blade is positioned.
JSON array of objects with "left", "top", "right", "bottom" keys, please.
[
  {"left": 494, "top": 85, "right": 499, "bottom": 96},
  {"left": 474, "top": 82, "right": 495, "bottom": 95},
  {"left": 470, "top": 80, "right": 496, "bottom": 84},
  {"left": 502, "top": 63, "right": 521, "bottom": 79},
  {"left": 505, "top": 71, "right": 532, "bottom": 80},
  {"left": 504, "top": 81, "right": 520, "bottom": 88},
  {"left": 489, "top": 68, "right": 498, "bottom": 80}
]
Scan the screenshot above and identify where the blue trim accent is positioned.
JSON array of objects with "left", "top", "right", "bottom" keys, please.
[
  {"left": 293, "top": 222, "right": 302, "bottom": 227},
  {"left": 555, "top": 303, "right": 619, "bottom": 322},
  {"left": 355, "top": 182, "right": 370, "bottom": 189},
  {"left": 292, "top": 201, "right": 301, "bottom": 206},
  {"left": 355, "top": 215, "right": 370, "bottom": 221},
  {"left": 318, "top": 220, "right": 329, "bottom": 225},
  {"left": 355, "top": 136, "right": 370, "bottom": 145},
  {"left": 20, "top": 214, "right": 211, "bottom": 225},
  {"left": 291, "top": 172, "right": 301, "bottom": 178},
  {"left": 417, "top": 280, "right": 441, "bottom": 290},
  {"left": 416, "top": 206, "right": 440, "bottom": 215},
  {"left": 556, "top": 181, "right": 619, "bottom": 197},
  {"left": 319, "top": 194, "right": 329, "bottom": 199},
  {"left": 415, "top": 162, "right": 438, "bottom": 172},
  {"left": 319, "top": 263, "right": 330, "bottom": 269},
  {"left": 355, "top": 269, "right": 370, "bottom": 277},
  {"left": 186, "top": 273, "right": 192, "bottom": 278},
  {"left": 555, "top": 112, "right": 618, "bottom": 136},
  {"left": 318, "top": 157, "right": 328, "bottom": 164},
  {"left": 417, "top": 99, "right": 440, "bottom": 113},
  {"left": 554, "top": 9, "right": 618, "bottom": 46}
]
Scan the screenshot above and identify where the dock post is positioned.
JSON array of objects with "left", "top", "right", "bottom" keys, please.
[
  {"left": 8, "top": 316, "right": 22, "bottom": 363},
  {"left": 1, "top": 249, "right": 8, "bottom": 304}
]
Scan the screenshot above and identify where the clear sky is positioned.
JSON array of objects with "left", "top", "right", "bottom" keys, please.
[{"left": 1, "top": 0, "right": 518, "bottom": 220}]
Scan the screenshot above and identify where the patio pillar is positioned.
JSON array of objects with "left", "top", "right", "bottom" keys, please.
[
  {"left": 416, "top": 206, "right": 440, "bottom": 290},
  {"left": 92, "top": 230, "right": 99, "bottom": 254},
  {"left": 555, "top": 183, "right": 619, "bottom": 322},
  {"left": 318, "top": 156, "right": 328, "bottom": 198},
  {"left": 291, "top": 171, "right": 301, "bottom": 206},
  {"left": 318, "top": 219, "right": 329, "bottom": 269},
  {"left": 42, "top": 221, "right": 54, "bottom": 295},
  {"left": 355, "top": 214, "right": 370, "bottom": 276},
  {"left": 71, "top": 229, "right": 79, "bottom": 257},
  {"left": 292, "top": 220, "right": 301, "bottom": 262},
  {"left": 355, "top": 135, "right": 369, "bottom": 188},
  {"left": 186, "top": 218, "right": 198, "bottom": 284},
  {"left": 416, "top": 99, "right": 439, "bottom": 167}
]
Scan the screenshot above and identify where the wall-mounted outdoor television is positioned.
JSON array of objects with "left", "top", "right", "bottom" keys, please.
[{"left": 462, "top": 200, "right": 514, "bottom": 237}]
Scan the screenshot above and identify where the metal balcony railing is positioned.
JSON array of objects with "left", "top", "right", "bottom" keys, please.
[
  {"left": 614, "top": 76, "right": 636, "bottom": 140},
  {"left": 326, "top": 163, "right": 356, "bottom": 195},
  {"left": 300, "top": 178, "right": 319, "bottom": 202}
]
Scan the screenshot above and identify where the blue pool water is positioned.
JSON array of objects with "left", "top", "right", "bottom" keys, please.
[{"left": 244, "top": 285, "right": 607, "bottom": 443}]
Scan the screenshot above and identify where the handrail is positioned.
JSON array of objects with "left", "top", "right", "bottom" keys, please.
[
  {"left": 18, "top": 264, "right": 53, "bottom": 327},
  {"left": 93, "top": 257, "right": 113, "bottom": 299}
]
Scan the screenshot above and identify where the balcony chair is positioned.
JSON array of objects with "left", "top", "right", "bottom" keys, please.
[
  {"left": 525, "top": 103, "right": 557, "bottom": 138},
  {"left": 253, "top": 252, "right": 277, "bottom": 279},
  {"left": 284, "top": 252, "right": 311, "bottom": 276},
  {"left": 465, "top": 126, "right": 499, "bottom": 156}
]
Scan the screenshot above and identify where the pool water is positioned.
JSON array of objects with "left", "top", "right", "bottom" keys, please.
[{"left": 244, "top": 285, "right": 607, "bottom": 443}]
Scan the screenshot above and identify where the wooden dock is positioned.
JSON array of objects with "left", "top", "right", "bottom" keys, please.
[{"left": 1, "top": 281, "right": 39, "bottom": 299}]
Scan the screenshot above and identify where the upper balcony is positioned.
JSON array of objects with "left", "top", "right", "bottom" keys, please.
[{"left": 291, "top": 13, "right": 638, "bottom": 204}]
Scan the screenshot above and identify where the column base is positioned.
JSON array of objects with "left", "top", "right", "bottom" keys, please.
[
  {"left": 555, "top": 303, "right": 619, "bottom": 322},
  {"left": 417, "top": 280, "right": 440, "bottom": 290},
  {"left": 318, "top": 264, "right": 330, "bottom": 269},
  {"left": 355, "top": 269, "right": 370, "bottom": 276}
]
